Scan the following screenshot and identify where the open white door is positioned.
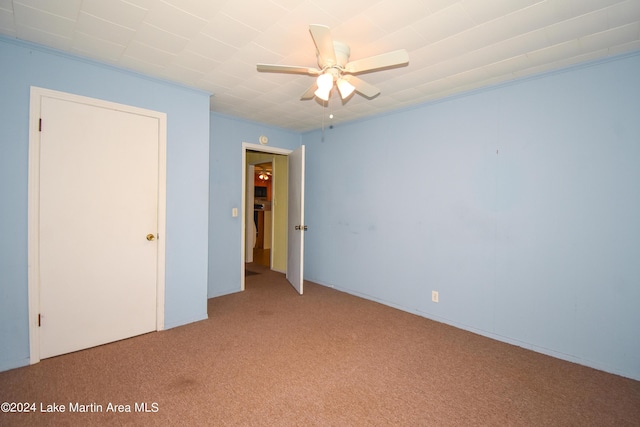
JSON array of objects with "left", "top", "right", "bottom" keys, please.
[{"left": 286, "top": 145, "right": 305, "bottom": 294}]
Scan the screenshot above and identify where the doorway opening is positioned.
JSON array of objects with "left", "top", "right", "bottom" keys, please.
[
  {"left": 242, "top": 143, "right": 292, "bottom": 292},
  {"left": 252, "top": 161, "right": 273, "bottom": 268},
  {"left": 241, "top": 143, "right": 305, "bottom": 295}
]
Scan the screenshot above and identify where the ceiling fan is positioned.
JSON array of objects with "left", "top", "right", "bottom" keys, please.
[
  {"left": 255, "top": 164, "right": 272, "bottom": 181},
  {"left": 257, "top": 24, "right": 409, "bottom": 102}
]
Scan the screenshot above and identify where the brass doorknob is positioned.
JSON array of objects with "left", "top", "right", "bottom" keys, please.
[{"left": 146, "top": 234, "right": 156, "bottom": 241}]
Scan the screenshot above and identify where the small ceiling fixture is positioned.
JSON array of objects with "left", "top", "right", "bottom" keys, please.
[
  {"left": 257, "top": 24, "right": 409, "bottom": 102},
  {"left": 256, "top": 166, "right": 272, "bottom": 181}
]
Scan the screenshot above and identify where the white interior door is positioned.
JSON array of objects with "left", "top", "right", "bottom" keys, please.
[
  {"left": 38, "top": 95, "right": 160, "bottom": 359},
  {"left": 286, "top": 145, "right": 305, "bottom": 294}
]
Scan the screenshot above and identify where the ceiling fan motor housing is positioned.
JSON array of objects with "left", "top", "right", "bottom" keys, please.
[
  {"left": 317, "top": 41, "right": 350, "bottom": 69},
  {"left": 333, "top": 41, "right": 350, "bottom": 67}
]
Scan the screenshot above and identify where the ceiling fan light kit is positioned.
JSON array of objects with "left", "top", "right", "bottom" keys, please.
[
  {"left": 336, "top": 78, "right": 355, "bottom": 99},
  {"left": 314, "top": 72, "right": 334, "bottom": 101},
  {"left": 257, "top": 24, "right": 408, "bottom": 103}
]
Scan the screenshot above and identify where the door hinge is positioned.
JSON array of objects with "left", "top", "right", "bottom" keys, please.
[
  {"left": 295, "top": 225, "right": 308, "bottom": 231},
  {"left": 38, "top": 118, "right": 42, "bottom": 132},
  {"left": 38, "top": 313, "right": 41, "bottom": 327}
]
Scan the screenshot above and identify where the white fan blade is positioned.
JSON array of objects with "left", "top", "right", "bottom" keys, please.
[
  {"left": 300, "top": 83, "right": 317, "bottom": 100},
  {"left": 257, "top": 64, "right": 320, "bottom": 75},
  {"left": 309, "top": 24, "right": 336, "bottom": 67},
  {"left": 345, "top": 49, "right": 409, "bottom": 74},
  {"left": 344, "top": 76, "right": 380, "bottom": 98}
]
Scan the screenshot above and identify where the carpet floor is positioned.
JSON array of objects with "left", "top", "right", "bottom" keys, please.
[{"left": 1, "top": 264, "right": 639, "bottom": 426}]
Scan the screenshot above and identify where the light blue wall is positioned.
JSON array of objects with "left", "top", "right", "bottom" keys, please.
[
  {"left": 3, "top": 34, "right": 638, "bottom": 382},
  {"left": 208, "top": 113, "right": 300, "bottom": 298},
  {"left": 302, "top": 52, "right": 640, "bottom": 380},
  {"left": 0, "top": 37, "right": 210, "bottom": 372}
]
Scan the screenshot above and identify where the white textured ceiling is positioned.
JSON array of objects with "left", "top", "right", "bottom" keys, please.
[{"left": 1, "top": 0, "right": 639, "bottom": 132}]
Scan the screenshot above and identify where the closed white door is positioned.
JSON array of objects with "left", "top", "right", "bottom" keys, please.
[
  {"left": 38, "top": 95, "right": 160, "bottom": 359},
  {"left": 286, "top": 145, "right": 305, "bottom": 294}
]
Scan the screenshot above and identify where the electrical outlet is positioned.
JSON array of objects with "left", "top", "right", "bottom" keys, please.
[{"left": 432, "top": 291, "right": 439, "bottom": 303}]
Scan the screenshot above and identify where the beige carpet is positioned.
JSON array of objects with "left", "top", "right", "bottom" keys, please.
[{"left": 1, "top": 264, "right": 639, "bottom": 426}]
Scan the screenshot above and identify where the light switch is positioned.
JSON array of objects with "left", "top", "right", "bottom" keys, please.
[{"left": 232, "top": 208, "right": 238, "bottom": 217}]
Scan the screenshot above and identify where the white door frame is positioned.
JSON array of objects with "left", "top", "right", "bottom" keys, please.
[
  {"left": 245, "top": 164, "right": 256, "bottom": 263},
  {"left": 27, "top": 87, "right": 167, "bottom": 364},
  {"left": 241, "top": 142, "right": 292, "bottom": 291}
]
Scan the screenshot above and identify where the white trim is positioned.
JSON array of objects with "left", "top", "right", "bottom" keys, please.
[
  {"left": 156, "top": 110, "right": 167, "bottom": 332},
  {"left": 27, "top": 90, "right": 41, "bottom": 364},
  {"left": 28, "top": 86, "right": 167, "bottom": 364},
  {"left": 245, "top": 164, "right": 255, "bottom": 265},
  {"left": 241, "top": 142, "right": 292, "bottom": 292},
  {"left": 243, "top": 142, "right": 292, "bottom": 155}
]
